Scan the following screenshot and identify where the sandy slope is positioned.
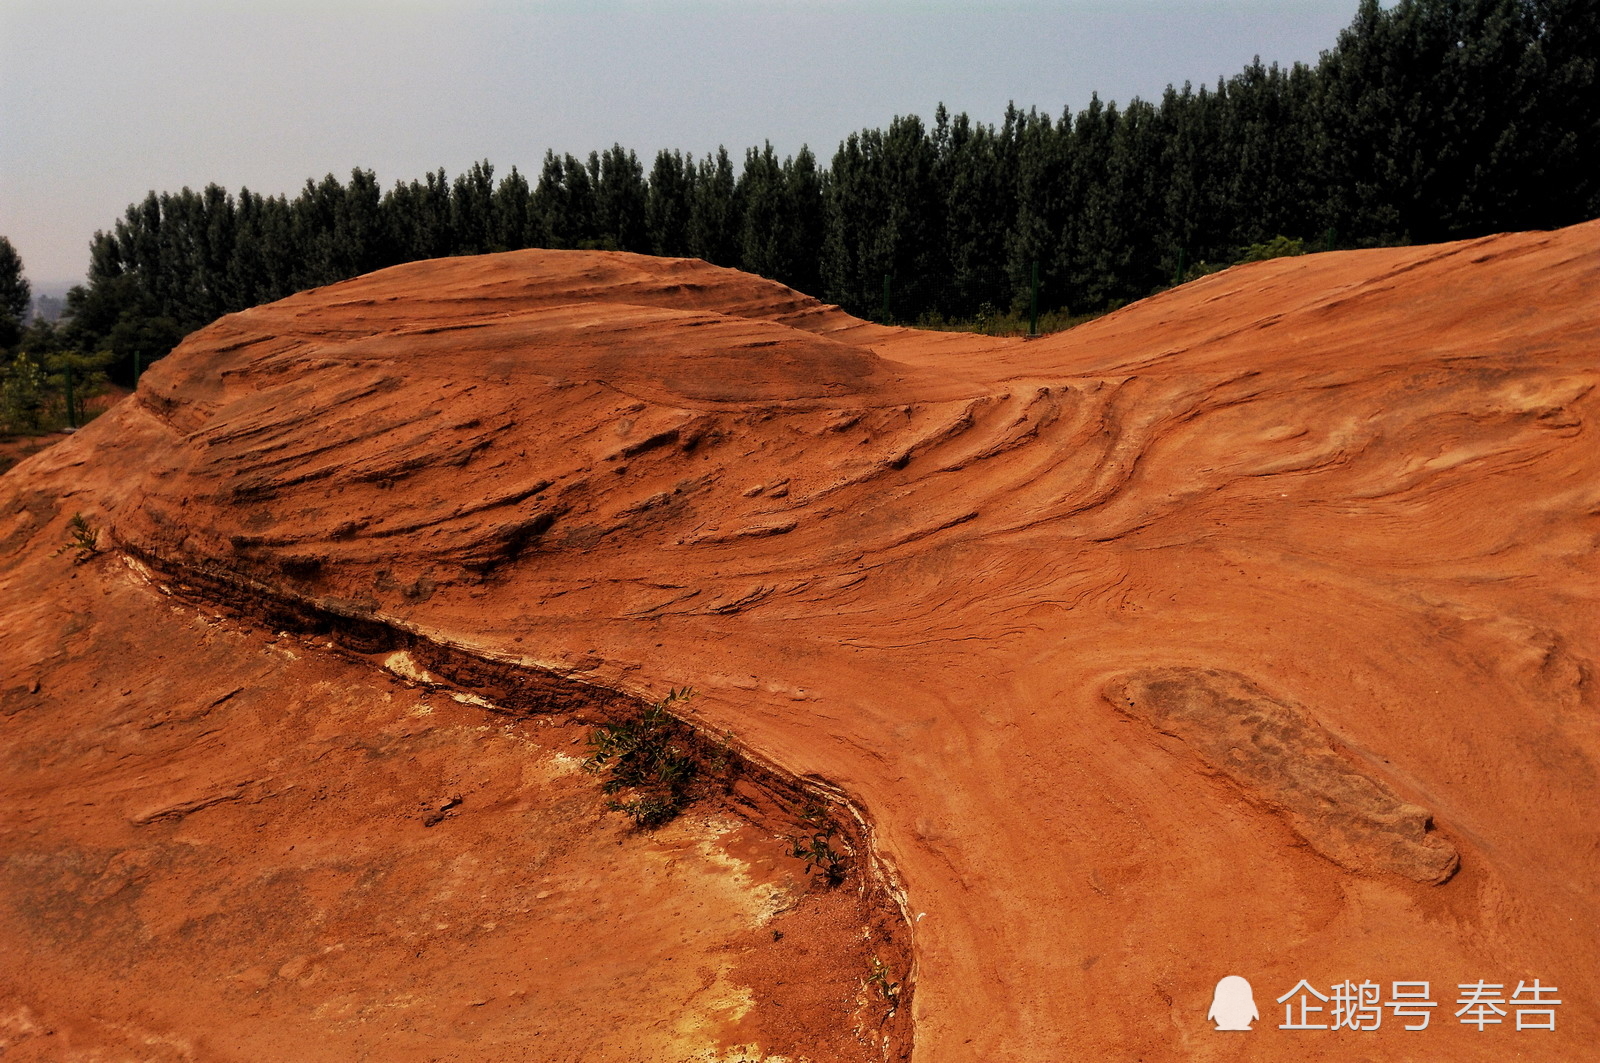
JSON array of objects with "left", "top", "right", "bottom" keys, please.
[{"left": 4, "top": 223, "right": 1598, "bottom": 1060}]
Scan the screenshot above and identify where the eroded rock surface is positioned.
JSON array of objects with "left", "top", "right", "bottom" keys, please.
[{"left": 5, "top": 225, "right": 1599, "bottom": 1061}]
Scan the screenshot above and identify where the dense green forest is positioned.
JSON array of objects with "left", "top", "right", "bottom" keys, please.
[{"left": 3, "top": 0, "right": 1597, "bottom": 429}]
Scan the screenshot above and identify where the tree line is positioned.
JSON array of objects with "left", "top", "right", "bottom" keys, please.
[{"left": 4, "top": 0, "right": 1597, "bottom": 422}]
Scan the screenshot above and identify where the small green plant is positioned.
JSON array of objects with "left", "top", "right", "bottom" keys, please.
[
  {"left": 63, "top": 513, "right": 99, "bottom": 562},
  {"left": 865, "top": 957, "right": 901, "bottom": 1005},
  {"left": 584, "top": 687, "right": 698, "bottom": 829},
  {"left": 790, "top": 816, "right": 848, "bottom": 887},
  {"left": 792, "top": 833, "right": 847, "bottom": 884}
]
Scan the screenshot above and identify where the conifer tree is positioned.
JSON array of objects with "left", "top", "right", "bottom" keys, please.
[{"left": 0, "top": 236, "right": 29, "bottom": 349}]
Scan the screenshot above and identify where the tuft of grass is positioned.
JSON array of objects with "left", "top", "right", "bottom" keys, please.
[{"left": 584, "top": 688, "right": 698, "bottom": 829}]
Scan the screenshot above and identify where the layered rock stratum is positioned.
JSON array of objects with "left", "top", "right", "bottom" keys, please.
[{"left": 3, "top": 221, "right": 1598, "bottom": 1061}]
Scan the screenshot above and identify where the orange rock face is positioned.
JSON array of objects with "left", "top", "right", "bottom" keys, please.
[{"left": 4, "top": 223, "right": 1599, "bottom": 1060}]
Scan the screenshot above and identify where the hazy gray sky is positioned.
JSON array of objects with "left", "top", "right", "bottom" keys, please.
[{"left": 2, "top": 1, "right": 1359, "bottom": 290}]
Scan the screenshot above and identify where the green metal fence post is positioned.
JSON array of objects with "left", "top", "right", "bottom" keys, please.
[
  {"left": 1029, "top": 260, "right": 1040, "bottom": 337},
  {"left": 64, "top": 362, "right": 77, "bottom": 429}
]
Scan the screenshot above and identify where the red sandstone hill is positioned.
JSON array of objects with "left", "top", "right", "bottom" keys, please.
[{"left": 3, "top": 223, "right": 1598, "bottom": 1061}]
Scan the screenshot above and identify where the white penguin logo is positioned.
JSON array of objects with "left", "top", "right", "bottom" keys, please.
[{"left": 1207, "top": 975, "right": 1259, "bottom": 1030}]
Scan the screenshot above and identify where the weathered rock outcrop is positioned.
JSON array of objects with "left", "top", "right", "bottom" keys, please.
[{"left": 4, "top": 223, "right": 1599, "bottom": 1061}]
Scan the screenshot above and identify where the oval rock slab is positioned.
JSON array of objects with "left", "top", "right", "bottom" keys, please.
[{"left": 1104, "top": 667, "right": 1459, "bottom": 884}]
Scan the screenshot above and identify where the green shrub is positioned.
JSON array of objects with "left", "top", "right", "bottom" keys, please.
[
  {"left": 0, "top": 341, "right": 115, "bottom": 434},
  {"left": 790, "top": 830, "right": 848, "bottom": 886},
  {"left": 1237, "top": 235, "right": 1306, "bottom": 263},
  {"left": 788, "top": 802, "right": 848, "bottom": 885},
  {"left": 584, "top": 688, "right": 698, "bottom": 829},
  {"left": 0, "top": 351, "right": 50, "bottom": 434}
]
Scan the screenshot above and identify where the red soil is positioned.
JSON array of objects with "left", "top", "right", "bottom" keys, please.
[{"left": 4, "top": 222, "right": 1599, "bottom": 1060}]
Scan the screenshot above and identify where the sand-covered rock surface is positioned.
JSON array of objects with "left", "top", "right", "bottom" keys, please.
[{"left": 4, "top": 223, "right": 1597, "bottom": 1060}]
